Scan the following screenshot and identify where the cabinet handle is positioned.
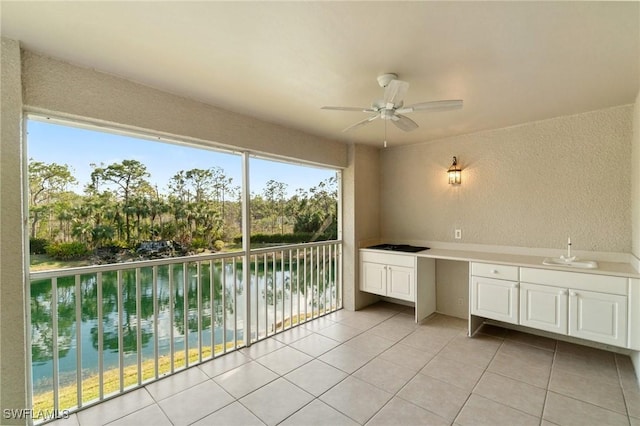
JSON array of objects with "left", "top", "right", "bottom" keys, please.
[
  {"left": 569, "top": 291, "right": 577, "bottom": 297},
  {"left": 491, "top": 269, "right": 499, "bottom": 274},
  {"left": 559, "top": 289, "right": 567, "bottom": 296},
  {"left": 512, "top": 283, "right": 519, "bottom": 288}
]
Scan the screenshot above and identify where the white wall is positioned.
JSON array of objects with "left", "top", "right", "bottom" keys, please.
[{"left": 380, "top": 106, "right": 633, "bottom": 253}]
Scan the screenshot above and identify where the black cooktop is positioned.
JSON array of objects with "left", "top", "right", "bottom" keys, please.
[{"left": 366, "top": 244, "right": 430, "bottom": 253}]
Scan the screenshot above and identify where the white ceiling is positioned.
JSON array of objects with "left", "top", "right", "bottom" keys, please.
[{"left": 1, "top": 1, "right": 639, "bottom": 147}]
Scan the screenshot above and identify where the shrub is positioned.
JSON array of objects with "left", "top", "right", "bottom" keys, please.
[
  {"left": 108, "top": 240, "right": 130, "bottom": 249},
  {"left": 29, "top": 238, "right": 50, "bottom": 255},
  {"left": 190, "top": 238, "right": 207, "bottom": 251},
  {"left": 46, "top": 242, "right": 90, "bottom": 260},
  {"left": 213, "top": 240, "right": 225, "bottom": 251}
]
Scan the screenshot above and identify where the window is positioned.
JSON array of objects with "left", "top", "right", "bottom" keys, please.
[
  {"left": 27, "top": 117, "right": 243, "bottom": 270},
  {"left": 26, "top": 116, "right": 342, "bottom": 414},
  {"left": 249, "top": 156, "right": 339, "bottom": 248}
]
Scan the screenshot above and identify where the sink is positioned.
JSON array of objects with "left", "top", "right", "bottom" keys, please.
[
  {"left": 542, "top": 257, "right": 598, "bottom": 269},
  {"left": 367, "top": 244, "right": 430, "bottom": 253}
]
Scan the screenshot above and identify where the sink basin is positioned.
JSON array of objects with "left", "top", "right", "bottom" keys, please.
[
  {"left": 367, "top": 244, "right": 430, "bottom": 253},
  {"left": 542, "top": 257, "right": 598, "bottom": 269}
]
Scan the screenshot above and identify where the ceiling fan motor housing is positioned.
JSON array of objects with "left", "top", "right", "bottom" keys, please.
[{"left": 377, "top": 73, "right": 398, "bottom": 88}]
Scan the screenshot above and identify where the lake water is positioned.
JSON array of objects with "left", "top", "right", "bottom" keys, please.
[{"left": 31, "top": 257, "right": 336, "bottom": 395}]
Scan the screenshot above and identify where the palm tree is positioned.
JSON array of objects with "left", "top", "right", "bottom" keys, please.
[{"left": 92, "top": 225, "right": 115, "bottom": 248}]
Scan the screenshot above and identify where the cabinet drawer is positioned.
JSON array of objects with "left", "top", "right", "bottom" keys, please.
[
  {"left": 471, "top": 262, "right": 519, "bottom": 281},
  {"left": 360, "top": 250, "right": 415, "bottom": 268},
  {"left": 520, "top": 268, "right": 627, "bottom": 295}
]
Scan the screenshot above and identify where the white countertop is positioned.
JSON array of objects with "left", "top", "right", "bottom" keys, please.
[{"left": 360, "top": 247, "right": 640, "bottom": 278}]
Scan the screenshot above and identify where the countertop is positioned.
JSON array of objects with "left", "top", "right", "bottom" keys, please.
[{"left": 360, "top": 247, "right": 640, "bottom": 278}]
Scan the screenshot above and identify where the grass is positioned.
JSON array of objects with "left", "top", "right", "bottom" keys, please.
[
  {"left": 33, "top": 341, "right": 242, "bottom": 413},
  {"left": 30, "top": 254, "right": 91, "bottom": 272},
  {"left": 31, "top": 311, "right": 329, "bottom": 414}
]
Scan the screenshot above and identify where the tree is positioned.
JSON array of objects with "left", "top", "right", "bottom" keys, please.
[
  {"left": 292, "top": 176, "right": 338, "bottom": 240},
  {"left": 263, "top": 180, "right": 287, "bottom": 234},
  {"left": 185, "top": 168, "right": 213, "bottom": 203},
  {"left": 28, "top": 160, "right": 77, "bottom": 239},
  {"left": 89, "top": 160, "right": 150, "bottom": 244},
  {"left": 210, "top": 167, "right": 234, "bottom": 226}
]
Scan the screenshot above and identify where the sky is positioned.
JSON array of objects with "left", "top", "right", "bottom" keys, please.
[{"left": 27, "top": 119, "right": 337, "bottom": 197}]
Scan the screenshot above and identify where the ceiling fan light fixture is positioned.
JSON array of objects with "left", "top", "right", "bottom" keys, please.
[{"left": 321, "top": 74, "right": 464, "bottom": 135}]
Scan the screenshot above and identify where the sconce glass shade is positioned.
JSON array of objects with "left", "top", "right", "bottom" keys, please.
[{"left": 448, "top": 156, "right": 461, "bottom": 185}]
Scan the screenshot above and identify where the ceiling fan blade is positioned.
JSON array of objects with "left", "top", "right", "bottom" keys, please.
[
  {"left": 383, "top": 79, "right": 409, "bottom": 107},
  {"left": 396, "top": 99, "right": 463, "bottom": 114},
  {"left": 342, "top": 114, "right": 380, "bottom": 132},
  {"left": 322, "top": 106, "right": 376, "bottom": 112},
  {"left": 391, "top": 114, "right": 419, "bottom": 132}
]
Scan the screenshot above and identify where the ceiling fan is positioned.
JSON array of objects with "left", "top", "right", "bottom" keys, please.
[{"left": 321, "top": 73, "right": 463, "bottom": 134}]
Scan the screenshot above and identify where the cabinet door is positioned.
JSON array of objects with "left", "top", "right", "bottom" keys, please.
[
  {"left": 569, "top": 289, "right": 627, "bottom": 347},
  {"left": 387, "top": 265, "right": 415, "bottom": 302},
  {"left": 360, "top": 261, "right": 387, "bottom": 296},
  {"left": 520, "top": 282, "right": 568, "bottom": 334},
  {"left": 471, "top": 276, "right": 519, "bottom": 324}
]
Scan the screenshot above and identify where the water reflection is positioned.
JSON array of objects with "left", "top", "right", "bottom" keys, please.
[{"left": 30, "top": 254, "right": 337, "bottom": 396}]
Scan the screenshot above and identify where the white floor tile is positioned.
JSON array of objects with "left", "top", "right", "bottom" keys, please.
[
  {"left": 62, "top": 304, "right": 637, "bottom": 426},
  {"left": 280, "top": 399, "right": 359, "bottom": 426},
  {"left": 240, "top": 378, "right": 313, "bottom": 426},
  {"left": 191, "top": 401, "right": 265, "bottom": 426},
  {"left": 157, "top": 380, "right": 234, "bottom": 426},
  {"left": 285, "top": 359, "right": 348, "bottom": 397},
  {"left": 213, "top": 361, "right": 278, "bottom": 398},
  {"left": 319, "top": 376, "right": 393, "bottom": 424}
]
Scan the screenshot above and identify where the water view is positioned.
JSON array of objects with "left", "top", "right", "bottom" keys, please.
[{"left": 31, "top": 251, "right": 337, "bottom": 407}]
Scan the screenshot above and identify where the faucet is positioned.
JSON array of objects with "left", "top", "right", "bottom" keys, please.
[{"left": 560, "top": 237, "right": 576, "bottom": 262}]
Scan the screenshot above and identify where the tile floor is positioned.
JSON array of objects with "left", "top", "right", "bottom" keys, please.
[{"left": 50, "top": 302, "right": 640, "bottom": 426}]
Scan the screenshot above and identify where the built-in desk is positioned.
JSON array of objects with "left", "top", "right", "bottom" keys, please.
[
  {"left": 360, "top": 246, "right": 640, "bottom": 343},
  {"left": 413, "top": 248, "right": 640, "bottom": 278},
  {"left": 360, "top": 246, "right": 640, "bottom": 386}
]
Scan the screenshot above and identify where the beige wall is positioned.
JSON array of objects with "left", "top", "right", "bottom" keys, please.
[
  {"left": 435, "top": 260, "right": 469, "bottom": 319},
  {"left": 632, "top": 91, "right": 640, "bottom": 261},
  {"left": 0, "top": 38, "right": 29, "bottom": 424},
  {"left": 632, "top": 91, "right": 640, "bottom": 378},
  {"left": 380, "top": 105, "right": 633, "bottom": 253},
  {"left": 22, "top": 51, "right": 347, "bottom": 169},
  {"left": 1, "top": 41, "right": 351, "bottom": 422},
  {"left": 342, "top": 144, "right": 381, "bottom": 311}
]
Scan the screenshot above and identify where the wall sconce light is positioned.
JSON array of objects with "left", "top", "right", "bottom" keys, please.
[{"left": 448, "top": 156, "right": 461, "bottom": 185}]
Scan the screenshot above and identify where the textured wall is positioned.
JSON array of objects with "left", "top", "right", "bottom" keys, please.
[
  {"left": 0, "top": 38, "right": 29, "bottom": 423},
  {"left": 21, "top": 51, "right": 347, "bottom": 169},
  {"left": 632, "top": 91, "right": 640, "bottom": 260},
  {"left": 435, "top": 260, "right": 469, "bottom": 319},
  {"left": 380, "top": 106, "right": 633, "bottom": 253},
  {"left": 342, "top": 144, "right": 381, "bottom": 311}
]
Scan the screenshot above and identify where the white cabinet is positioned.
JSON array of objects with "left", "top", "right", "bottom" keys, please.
[
  {"left": 360, "top": 251, "right": 415, "bottom": 302},
  {"left": 520, "top": 268, "right": 628, "bottom": 347},
  {"left": 520, "top": 282, "right": 568, "bottom": 334},
  {"left": 361, "top": 261, "right": 387, "bottom": 296},
  {"left": 387, "top": 265, "right": 415, "bottom": 301},
  {"left": 569, "top": 289, "right": 627, "bottom": 346},
  {"left": 470, "top": 263, "right": 519, "bottom": 324}
]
